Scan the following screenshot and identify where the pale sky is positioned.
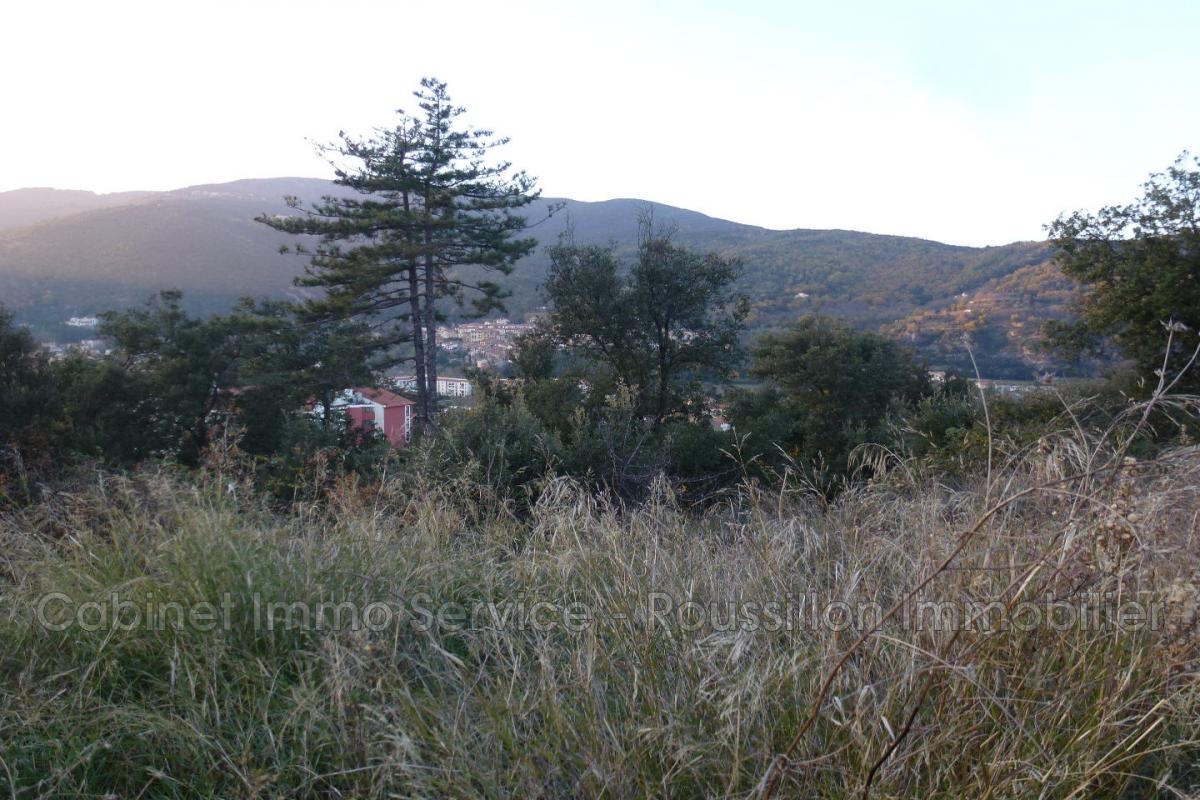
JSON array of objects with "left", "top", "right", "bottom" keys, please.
[{"left": 3, "top": 0, "right": 1197, "bottom": 245}]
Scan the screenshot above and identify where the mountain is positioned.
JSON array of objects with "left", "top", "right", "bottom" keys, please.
[
  {"left": 885, "top": 259, "right": 1085, "bottom": 377},
  {"left": 0, "top": 187, "right": 155, "bottom": 232},
  {"left": 0, "top": 179, "right": 341, "bottom": 330},
  {"left": 0, "top": 178, "right": 1072, "bottom": 377}
]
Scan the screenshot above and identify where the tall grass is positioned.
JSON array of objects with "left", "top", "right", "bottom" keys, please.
[{"left": 1, "top": 421, "right": 1198, "bottom": 797}]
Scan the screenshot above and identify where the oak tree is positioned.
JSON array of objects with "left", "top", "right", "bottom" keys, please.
[
  {"left": 541, "top": 222, "right": 747, "bottom": 426},
  {"left": 1046, "top": 153, "right": 1200, "bottom": 392}
]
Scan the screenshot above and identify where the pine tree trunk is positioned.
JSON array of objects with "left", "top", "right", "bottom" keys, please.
[
  {"left": 407, "top": 257, "right": 429, "bottom": 435},
  {"left": 401, "top": 188, "right": 429, "bottom": 436},
  {"left": 321, "top": 388, "right": 333, "bottom": 431},
  {"left": 423, "top": 249, "right": 439, "bottom": 429}
]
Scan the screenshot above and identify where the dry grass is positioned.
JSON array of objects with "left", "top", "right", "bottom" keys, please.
[{"left": 1, "top": 420, "right": 1199, "bottom": 798}]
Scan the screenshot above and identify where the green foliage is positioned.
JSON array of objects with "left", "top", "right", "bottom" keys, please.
[
  {"left": 488, "top": 228, "right": 750, "bottom": 501},
  {"left": 428, "top": 376, "right": 740, "bottom": 505},
  {"left": 0, "top": 306, "right": 54, "bottom": 504},
  {"left": 51, "top": 353, "right": 164, "bottom": 465},
  {"left": 1047, "top": 153, "right": 1200, "bottom": 393},
  {"left": 730, "top": 315, "right": 934, "bottom": 492},
  {"left": 558, "top": 385, "right": 671, "bottom": 497},
  {"left": 259, "top": 78, "right": 539, "bottom": 431},
  {"left": 885, "top": 377, "right": 1159, "bottom": 482},
  {"left": 4, "top": 296, "right": 227, "bottom": 470},
  {"left": 510, "top": 323, "right": 558, "bottom": 381},
  {"left": 226, "top": 298, "right": 375, "bottom": 447},
  {"left": 0, "top": 305, "right": 50, "bottom": 450},
  {"left": 508, "top": 326, "right": 588, "bottom": 436},
  {"left": 541, "top": 224, "right": 747, "bottom": 426},
  {"left": 890, "top": 376, "right": 978, "bottom": 461},
  {"left": 16, "top": 291, "right": 381, "bottom": 503},
  {"left": 432, "top": 381, "right": 562, "bottom": 504},
  {"left": 248, "top": 413, "right": 395, "bottom": 505},
  {"left": 96, "top": 290, "right": 255, "bottom": 463},
  {"left": 659, "top": 418, "right": 740, "bottom": 496}
]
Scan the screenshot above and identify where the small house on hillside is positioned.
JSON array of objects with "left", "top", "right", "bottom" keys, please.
[{"left": 330, "top": 387, "right": 415, "bottom": 447}]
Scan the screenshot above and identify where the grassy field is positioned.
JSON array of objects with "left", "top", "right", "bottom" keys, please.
[{"left": 2, "top": 423, "right": 1199, "bottom": 798}]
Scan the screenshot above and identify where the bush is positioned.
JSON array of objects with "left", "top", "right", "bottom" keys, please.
[
  {"left": 247, "top": 413, "right": 396, "bottom": 506},
  {"left": 729, "top": 316, "right": 934, "bottom": 494},
  {"left": 434, "top": 388, "right": 563, "bottom": 505}
]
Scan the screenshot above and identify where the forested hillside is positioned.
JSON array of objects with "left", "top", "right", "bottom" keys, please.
[
  {"left": 885, "top": 258, "right": 1090, "bottom": 377},
  {"left": 0, "top": 179, "right": 1065, "bottom": 375}
]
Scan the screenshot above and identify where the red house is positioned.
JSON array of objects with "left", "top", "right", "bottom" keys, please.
[{"left": 334, "top": 387, "right": 415, "bottom": 447}]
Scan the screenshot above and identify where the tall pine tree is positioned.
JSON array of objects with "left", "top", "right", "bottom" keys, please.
[{"left": 259, "top": 78, "right": 540, "bottom": 433}]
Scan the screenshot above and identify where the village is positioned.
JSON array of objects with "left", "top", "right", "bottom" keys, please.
[{"left": 433, "top": 313, "right": 543, "bottom": 371}]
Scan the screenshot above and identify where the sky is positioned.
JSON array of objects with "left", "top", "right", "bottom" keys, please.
[{"left": 2, "top": 0, "right": 1198, "bottom": 246}]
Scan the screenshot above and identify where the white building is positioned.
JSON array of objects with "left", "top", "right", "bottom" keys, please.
[
  {"left": 390, "top": 375, "right": 473, "bottom": 398},
  {"left": 66, "top": 316, "right": 100, "bottom": 328}
]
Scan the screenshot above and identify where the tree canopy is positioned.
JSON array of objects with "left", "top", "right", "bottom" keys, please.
[
  {"left": 259, "top": 77, "right": 540, "bottom": 431},
  {"left": 1046, "top": 153, "right": 1200, "bottom": 392},
  {"left": 729, "top": 314, "right": 933, "bottom": 491},
  {"left": 0, "top": 306, "right": 50, "bottom": 455},
  {"left": 539, "top": 222, "right": 747, "bottom": 426}
]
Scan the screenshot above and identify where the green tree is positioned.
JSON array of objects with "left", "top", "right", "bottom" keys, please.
[
  {"left": 260, "top": 77, "right": 540, "bottom": 433},
  {"left": 93, "top": 294, "right": 379, "bottom": 465},
  {"left": 509, "top": 324, "right": 586, "bottom": 435},
  {"left": 97, "top": 291, "right": 253, "bottom": 463},
  {"left": 0, "top": 305, "right": 51, "bottom": 457},
  {"left": 729, "top": 314, "right": 933, "bottom": 491},
  {"left": 541, "top": 223, "right": 747, "bottom": 426},
  {"left": 52, "top": 354, "right": 162, "bottom": 465},
  {"left": 228, "top": 299, "right": 374, "bottom": 451},
  {"left": 1046, "top": 153, "right": 1200, "bottom": 392}
]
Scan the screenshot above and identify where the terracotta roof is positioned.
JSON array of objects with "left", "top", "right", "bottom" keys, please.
[{"left": 356, "top": 386, "right": 415, "bottom": 407}]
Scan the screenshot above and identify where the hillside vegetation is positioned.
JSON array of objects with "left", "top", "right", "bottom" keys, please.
[
  {"left": 0, "top": 180, "right": 1061, "bottom": 375},
  {"left": 886, "top": 258, "right": 1089, "bottom": 376}
]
